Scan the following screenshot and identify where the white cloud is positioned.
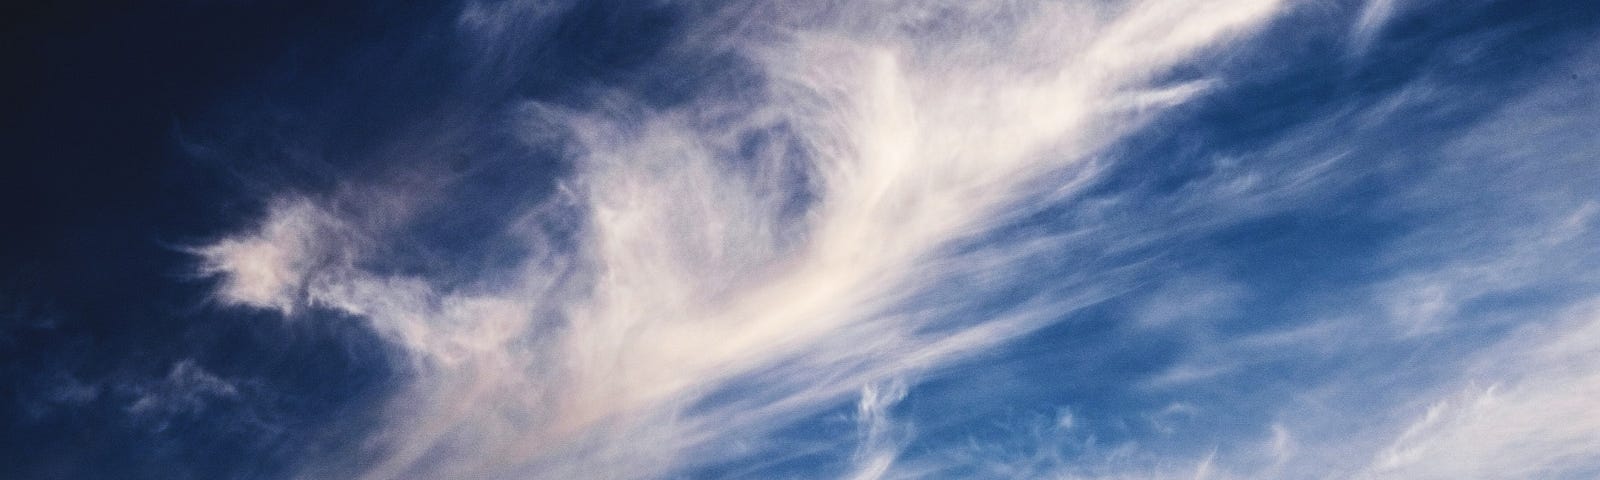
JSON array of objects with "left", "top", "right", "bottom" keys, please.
[
  {"left": 195, "top": 198, "right": 353, "bottom": 314},
  {"left": 834, "top": 21, "right": 1600, "bottom": 480},
  {"left": 196, "top": 1, "right": 1401, "bottom": 478},
  {"left": 122, "top": 360, "right": 241, "bottom": 431},
  {"left": 1359, "top": 303, "right": 1600, "bottom": 479},
  {"left": 1350, "top": 0, "right": 1399, "bottom": 54},
  {"left": 848, "top": 380, "right": 908, "bottom": 480},
  {"left": 1130, "top": 275, "right": 1248, "bottom": 329}
]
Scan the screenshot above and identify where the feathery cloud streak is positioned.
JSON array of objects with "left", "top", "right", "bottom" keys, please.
[
  {"left": 200, "top": 1, "right": 1286, "bottom": 477},
  {"left": 192, "top": 1, "right": 1600, "bottom": 478}
]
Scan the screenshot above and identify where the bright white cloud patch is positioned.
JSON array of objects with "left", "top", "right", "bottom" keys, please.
[{"left": 197, "top": 198, "right": 351, "bottom": 314}]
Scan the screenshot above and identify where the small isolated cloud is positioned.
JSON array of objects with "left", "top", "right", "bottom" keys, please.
[
  {"left": 848, "top": 380, "right": 908, "bottom": 480},
  {"left": 1130, "top": 274, "right": 1248, "bottom": 329},
  {"left": 121, "top": 360, "right": 241, "bottom": 431},
  {"left": 195, "top": 198, "right": 353, "bottom": 314}
]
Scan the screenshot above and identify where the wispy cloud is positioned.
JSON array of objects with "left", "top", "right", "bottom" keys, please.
[
  {"left": 188, "top": 1, "right": 1600, "bottom": 479},
  {"left": 1336, "top": 292, "right": 1600, "bottom": 480},
  {"left": 198, "top": 1, "right": 1289, "bottom": 477},
  {"left": 123, "top": 360, "right": 241, "bottom": 428}
]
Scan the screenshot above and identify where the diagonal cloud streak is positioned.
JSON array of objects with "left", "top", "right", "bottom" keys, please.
[
  {"left": 189, "top": 0, "right": 1600, "bottom": 479},
  {"left": 198, "top": 1, "right": 1288, "bottom": 478}
]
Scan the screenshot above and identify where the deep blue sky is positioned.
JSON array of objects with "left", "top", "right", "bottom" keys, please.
[{"left": 4, "top": 1, "right": 1599, "bottom": 479}]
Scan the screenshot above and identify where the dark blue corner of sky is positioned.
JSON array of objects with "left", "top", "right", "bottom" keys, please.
[
  {"left": 2, "top": 1, "right": 705, "bottom": 476},
  {"left": 2, "top": 2, "right": 432, "bottom": 477}
]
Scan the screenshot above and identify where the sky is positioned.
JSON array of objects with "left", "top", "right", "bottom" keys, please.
[{"left": 2, "top": 1, "right": 1599, "bottom": 479}]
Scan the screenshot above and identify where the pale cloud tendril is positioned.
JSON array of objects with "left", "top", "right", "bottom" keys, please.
[{"left": 197, "top": 0, "right": 1600, "bottom": 479}]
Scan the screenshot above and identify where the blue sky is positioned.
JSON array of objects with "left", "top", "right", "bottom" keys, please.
[{"left": 3, "top": 1, "right": 1599, "bottom": 479}]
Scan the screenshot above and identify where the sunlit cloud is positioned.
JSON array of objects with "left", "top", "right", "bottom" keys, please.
[{"left": 182, "top": 1, "right": 1600, "bottom": 479}]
